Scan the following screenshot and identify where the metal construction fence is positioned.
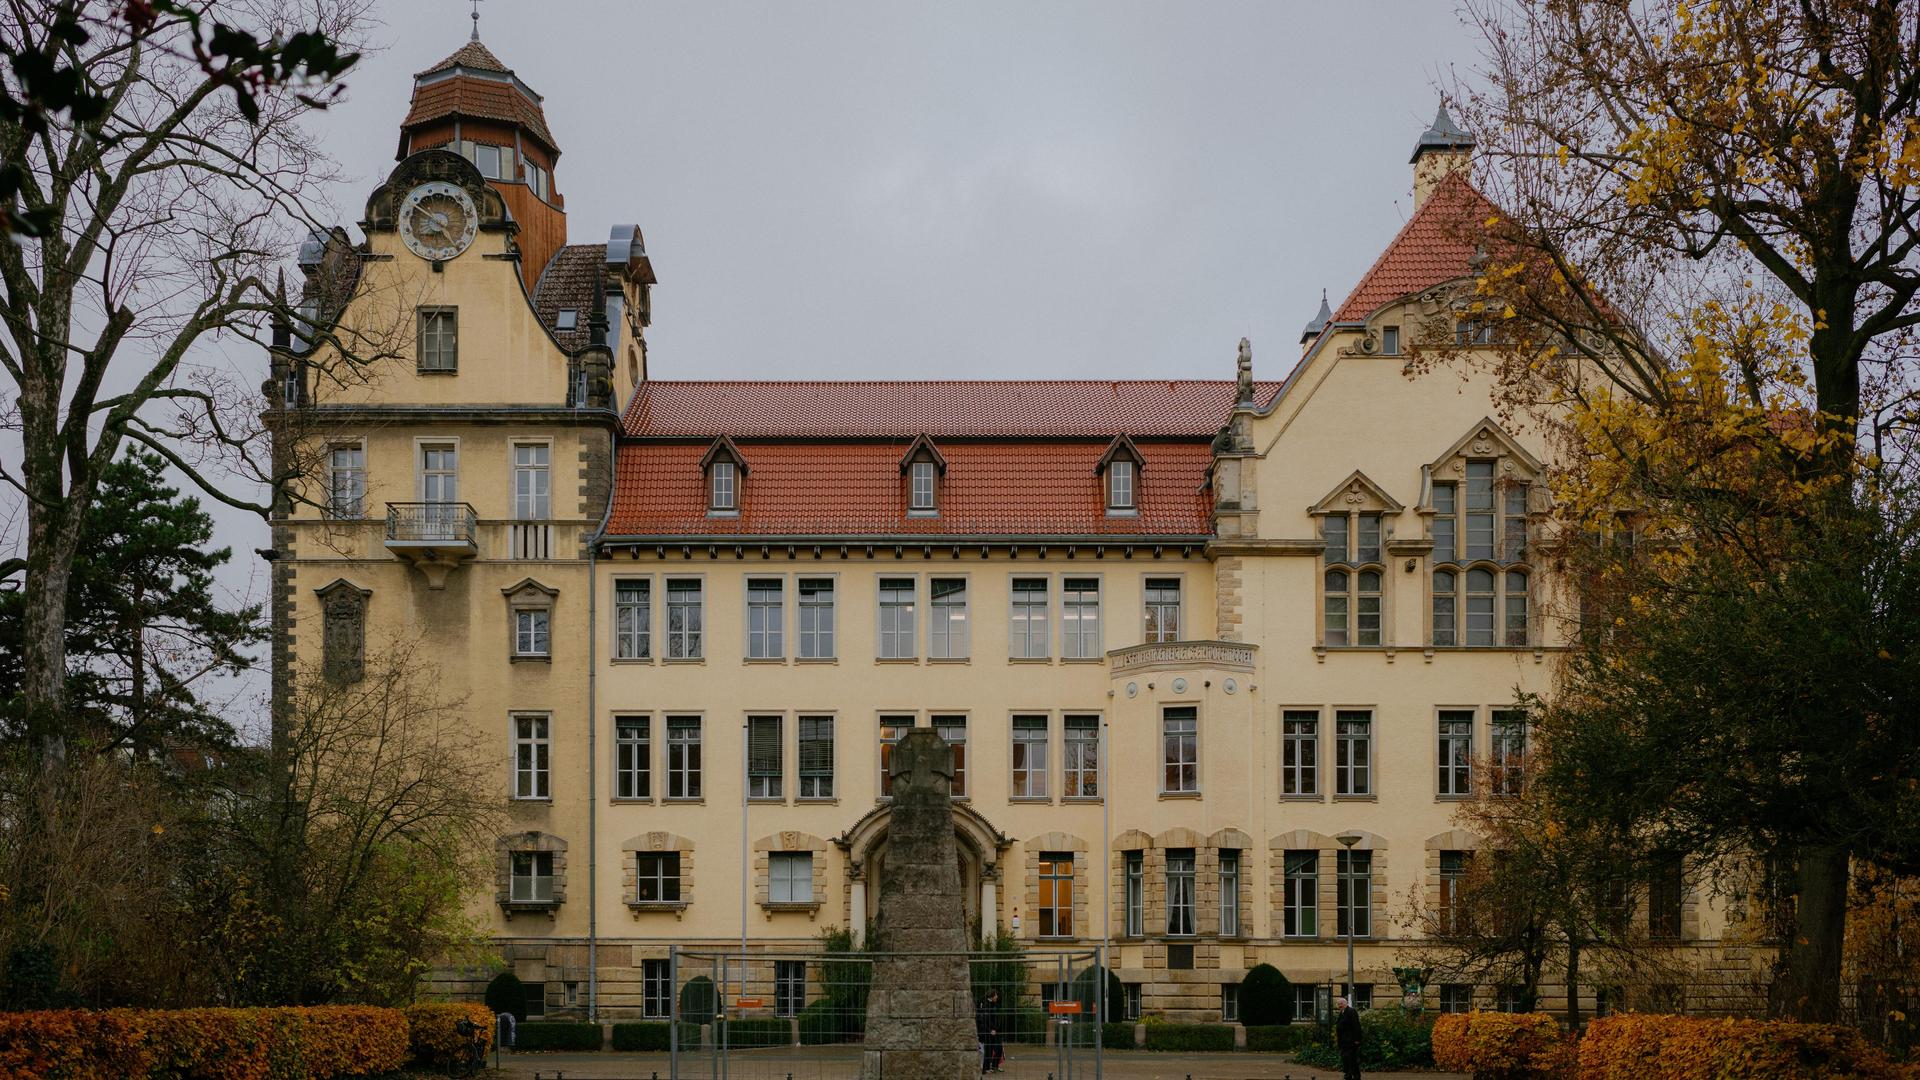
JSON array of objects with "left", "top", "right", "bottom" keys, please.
[{"left": 662, "top": 946, "right": 1108, "bottom": 1080}]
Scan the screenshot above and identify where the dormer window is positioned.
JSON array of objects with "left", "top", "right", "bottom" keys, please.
[
  {"left": 455, "top": 140, "right": 511, "bottom": 181},
  {"left": 710, "top": 461, "right": 736, "bottom": 511},
  {"left": 700, "top": 436, "right": 748, "bottom": 516},
  {"left": 555, "top": 309, "right": 578, "bottom": 331},
  {"left": 898, "top": 434, "right": 948, "bottom": 517},
  {"left": 1095, "top": 434, "right": 1145, "bottom": 516}
]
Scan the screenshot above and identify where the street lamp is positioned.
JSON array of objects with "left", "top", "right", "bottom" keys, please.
[{"left": 1335, "top": 832, "right": 1364, "bottom": 1006}]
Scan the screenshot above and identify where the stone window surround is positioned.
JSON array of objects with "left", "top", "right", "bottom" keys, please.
[
  {"left": 502, "top": 578, "right": 558, "bottom": 663},
  {"left": 1424, "top": 829, "right": 1482, "bottom": 929},
  {"left": 1108, "top": 827, "right": 1252, "bottom": 942},
  {"left": 1310, "top": 471, "right": 1404, "bottom": 651},
  {"left": 1420, "top": 419, "right": 1544, "bottom": 650},
  {"left": 496, "top": 830, "right": 567, "bottom": 915},
  {"left": 1023, "top": 831, "right": 1089, "bottom": 941},
  {"left": 1268, "top": 829, "right": 1390, "bottom": 943},
  {"left": 622, "top": 831, "right": 693, "bottom": 918},
  {"left": 754, "top": 830, "right": 829, "bottom": 917}
]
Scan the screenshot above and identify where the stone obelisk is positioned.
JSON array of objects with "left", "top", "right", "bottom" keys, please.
[{"left": 862, "top": 728, "right": 979, "bottom": 1080}]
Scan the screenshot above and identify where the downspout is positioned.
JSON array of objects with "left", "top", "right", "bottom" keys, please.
[{"left": 584, "top": 328, "right": 621, "bottom": 1026}]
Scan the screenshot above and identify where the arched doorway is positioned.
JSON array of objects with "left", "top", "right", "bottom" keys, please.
[{"left": 836, "top": 802, "right": 1010, "bottom": 943}]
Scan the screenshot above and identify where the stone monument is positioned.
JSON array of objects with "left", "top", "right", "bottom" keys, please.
[{"left": 862, "top": 728, "right": 979, "bottom": 1080}]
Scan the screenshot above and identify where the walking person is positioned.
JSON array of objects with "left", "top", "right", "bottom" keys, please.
[
  {"left": 1335, "top": 995, "right": 1363, "bottom": 1080},
  {"left": 975, "top": 987, "right": 1006, "bottom": 1073}
]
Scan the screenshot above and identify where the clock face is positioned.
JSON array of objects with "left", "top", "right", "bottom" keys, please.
[{"left": 398, "top": 181, "right": 479, "bottom": 262}]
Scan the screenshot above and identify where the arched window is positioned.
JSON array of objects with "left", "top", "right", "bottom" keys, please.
[
  {"left": 1427, "top": 423, "right": 1540, "bottom": 647},
  {"left": 1312, "top": 473, "right": 1401, "bottom": 649}
]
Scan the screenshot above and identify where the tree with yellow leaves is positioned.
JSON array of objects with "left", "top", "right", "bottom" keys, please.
[{"left": 1428, "top": 0, "right": 1920, "bottom": 1023}]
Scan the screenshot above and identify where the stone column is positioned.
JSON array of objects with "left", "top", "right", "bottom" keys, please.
[
  {"left": 981, "top": 875, "right": 997, "bottom": 934},
  {"left": 850, "top": 875, "right": 867, "bottom": 944}
]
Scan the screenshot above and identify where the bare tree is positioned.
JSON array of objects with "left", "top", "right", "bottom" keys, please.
[{"left": 0, "top": 0, "right": 402, "bottom": 770}]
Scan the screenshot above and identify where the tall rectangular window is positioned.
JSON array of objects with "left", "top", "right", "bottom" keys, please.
[
  {"left": 1143, "top": 578, "right": 1181, "bottom": 643},
  {"left": 769, "top": 852, "right": 812, "bottom": 904},
  {"left": 878, "top": 577, "right": 916, "bottom": 659},
  {"left": 929, "top": 577, "right": 968, "bottom": 659},
  {"left": 642, "top": 959, "right": 672, "bottom": 1018},
  {"left": 1282, "top": 710, "right": 1318, "bottom": 796},
  {"left": 1338, "top": 849, "right": 1372, "bottom": 938},
  {"left": 746, "top": 577, "right": 784, "bottom": 659},
  {"left": 775, "top": 960, "right": 806, "bottom": 1017},
  {"left": 1504, "top": 483, "right": 1529, "bottom": 562},
  {"left": 635, "top": 852, "right": 681, "bottom": 903},
  {"left": 513, "top": 715, "right": 549, "bottom": 799},
  {"left": 615, "top": 580, "right": 651, "bottom": 659},
  {"left": 798, "top": 715, "right": 834, "bottom": 799},
  {"left": 748, "top": 714, "right": 782, "bottom": 799},
  {"left": 1335, "top": 710, "right": 1372, "bottom": 796},
  {"left": 1284, "top": 850, "right": 1318, "bottom": 937},
  {"left": 510, "top": 851, "right": 553, "bottom": 902},
  {"left": 1438, "top": 710, "right": 1474, "bottom": 797},
  {"left": 1465, "top": 460, "right": 1496, "bottom": 559},
  {"left": 417, "top": 307, "right": 457, "bottom": 371},
  {"left": 1222, "top": 985, "right": 1240, "bottom": 1022},
  {"left": 1165, "top": 848, "right": 1196, "bottom": 936},
  {"left": 615, "top": 715, "right": 649, "bottom": 799},
  {"left": 878, "top": 715, "right": 911, "bottom": 798},
  {"left": 798, "top": 578, "right": 835, "bottom": 659},
  {"left": 328, "top": 445, "right": 364, "bottom": 518},
  {"left": 1220, "top": 850, "right": 1242, "bottom": 937},
  {"left": 1161, "top": 706, "right": 1198, "bottom": 794},
  {"left": 1011, "top": 715, "right": 1049, "bottom": 799},
  {"left": 1324, "top": 512, "right": 1349, "bottom": 562},
  {"left": 1440, "top": 984, "right": 1473, "bottom": 1013},
  {"left": 420, "top": 443, "right": 458, "bottom": 503},
  {"left": 909, "top": 460, "right": 938, "bottom": 512},
  {"left": 709, "top": 460, "right": 736, "bottom": 511},
  {"left": 1063, "top": 715, "right": 1100, "bottom": 798},
  {"left": 1107, "top": 459, "right": 1135, "bottom": 510},
  {"left": 933, "top": 714, "right": 967, "bottom": 797},
  {"left": 1009, "top": 577, "right": 1050, "bottom": 658},
  {"left": 1038, "top": 853, "right": 1075, "bottom": 937},
  {"left": 666, "top": 716, "right": 701, "bottom": 799},
  {"left": 513, "top": 443, "right": 550, "bottom": 519},
  {"left": 1439, "top": 850, "right": 1471, "bottom": 934},
  {"left": 1432, "top": 482, "right": 1457, "bottom": 563},
  {"left": 1649, "top": 862, "right": 1684, "bottom": 940},
  {"left": 1124, "top": 850, "right": 1144, "bottom": 936},
  {"left": 514, "top": 608, "right": 550, "bottom": 658},
  {"left": 1062, "top": 577, "right": 1102, "bottom": 659},
  {"left": 1491, "top": 710, "right": 1528, "bottom": 795},
  {"left": 666, "top": 579, "right": 703, "bottom": 659}
]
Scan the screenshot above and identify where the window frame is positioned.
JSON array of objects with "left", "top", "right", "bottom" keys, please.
[
  {"left": 509, "top": 849, "right": 554, "bottom": 903},
  {"left": 877, "top": 576, "right": 918, "bottom": 661},
  {"left": 797, "top": 714, "right": 835, "bottom": 800},
  {"left": 1428, "top": 451, "right": 1535, "bottom": 649},
  {"left": 665, "top": 714, "right": 703, "bottom": 800},
  {"left": 908, "top": 458, "right": 939, "bottom": 515},
  {"left": 708, "top": 459, "right": 738, "bottom": 513},
  {"left": 1164, "top": 847, "right": 1197, "bottom": 937},
  {"left": 614, "top": 714, "right": 651, "bottom": 801},
  {"left": 511, "top": 713, "right": 551, "bottom": 800},
  {"left": 1437, "top": 708, "right": 1475, "bottom": 798},
  {"left": 1283, "top": 849, "right": 1318, "bottom": 938},
  {"left": 932, "top": 713, "right": 967, "bottom": 798},
  {"left": 1010, "top": 714, "right": 1050, "bottom": 800},
  {"left": 927, "top": 575, "right": 968, "bottom": 660},
  {"left": 416, "top": 306, "right": 458, "bottom": 372},
  {"left": 1123, "top": 850, "right": 1145, "bottom": 937},
  {"left": 1062, "top": 714, "right": 1101, "bottom": 800},
  {"left": 634, "top": 851, "right": 683, "bottom": 904},
  {"left": 747, "top": 713, "right": 783, "bottom": 800},
  {"left": 797, "top": 576, "right": 837, "bottom": 660},
  {"left": 511, "top": 440, "right": 551, "bottom": 520},
  {"left": 664, "top": 576, "right": 705, "bottom": 661},
  {"left": 1220, "top": 849, "right": 1242, "bottom": 938},
  {"left": 1143, "top": 576, "right": 1182, "bottom": 644},
  {"left": 1334, "top": 708, "right": 1374, "bottom": 797},
  {"left": 877, "top": 712, "right": 914, "bottom": 799},
  {"left": 1491, "top": 709, "right": 1528, "bottom": 796},
  {"left": 417, "top": 439, "right": 459, "bottom": 504},
  {"left": 774, "top": 959, "right": 806, "bottom": 1017},
  {"left": 1321, "top": 510, "right": 1386, "bottom": 647},
  {"left": 768, "top": 851, "right": 813, "bottom": 905},
  {"left": 1061, "top": 575, "right": 1103, "bottom": 660},
  {"left": 614, "top": 577, "right": 652, "bottom": 661},
  {"left": 643, "top": 959, "right": 672, "bottom": 1018},
  {"left": 1337, "top": 848, "right": 1373, "bottom": 939},
  {"left": 1036, "top": 851, "right": 1075, "bottom": 938},
  {"left": 326, "top": 442, "right": 365, "bottom": 519},
  {"left": 745, "top": 576, "right": 786, "bottom": 661},
  {"left": 1160, "top": 705, "right": 1200, "bottom": 795},
  {"left": 1106, "top": 458, "right": 1137, "bottom": 512},
  {"left": 1281, "top": 707, "right": 1320, "bottom": 798},
  {"left": 1008, "top": 575, "right": 1051, "bottom": 660},
  {"left": 513, "top": 607, "right": 551, "bottom": 659}
]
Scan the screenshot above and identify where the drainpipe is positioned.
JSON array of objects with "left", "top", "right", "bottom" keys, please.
[{"left": 586, "top": 428, "right": 618, "bottom": 1025}]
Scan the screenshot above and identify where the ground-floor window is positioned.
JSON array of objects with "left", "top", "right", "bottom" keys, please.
[
  {"left": 776, "top": 959, "right": 805, "bottom": 1017},
  {"left": 524, "top": 982, "right": 546, "bottom": 1018},
  {"left": 1124, "top": 983, "right": 1142, "bottom": 1021},
  {"left": 1342, "top": 983, "right": 1372, "bottom": 1011},
  {"left": 1440, "top": 984, "right": 1474, "bottom": 1013},
  {"left": 1221, "top": 984, "right": 1239, "bottom": 1022},
  {"left": 1496, "top": 986, "right": 1525, "bottom": 1012},
  {"left": 643, "top": 959, "right": 671, "bottom": 1018},
  {"left": 1292, "top": 984, "right": 1319, "bottom": 1023}
]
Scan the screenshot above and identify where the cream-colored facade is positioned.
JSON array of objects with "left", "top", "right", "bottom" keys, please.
[{"left": 270, "top": 40, "right": 1758, "bottom": 1026}]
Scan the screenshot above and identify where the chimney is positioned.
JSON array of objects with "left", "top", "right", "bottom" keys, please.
[{"left": 1410, "top": 102, "right": 1474, "bottom": 209}]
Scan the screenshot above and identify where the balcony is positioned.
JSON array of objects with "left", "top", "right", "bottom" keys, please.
[{"left": 384, "top": 502, "right": 478, "bottom": 588}]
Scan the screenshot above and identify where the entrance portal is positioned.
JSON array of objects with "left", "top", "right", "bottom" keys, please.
[{"left": 836, "top": 801, "right": 1010, "bottom": 943}]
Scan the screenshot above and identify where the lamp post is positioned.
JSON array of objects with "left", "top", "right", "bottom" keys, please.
[{"left": 1335, "top": 832, "right": 1363, "bottom": 1005}]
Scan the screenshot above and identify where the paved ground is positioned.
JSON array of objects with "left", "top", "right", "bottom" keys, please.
[{"left": 486, "top": 1046, "right": 1467, "bottom": 1080}]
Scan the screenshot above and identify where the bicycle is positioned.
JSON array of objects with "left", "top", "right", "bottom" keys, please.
[{"left": 445, "top": 1017, "right": 487, "bottom": 1078}]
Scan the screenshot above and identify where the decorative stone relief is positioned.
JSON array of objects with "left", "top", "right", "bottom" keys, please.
[{"left": 314, "top": 579, "right": 370, "bottom": 683}]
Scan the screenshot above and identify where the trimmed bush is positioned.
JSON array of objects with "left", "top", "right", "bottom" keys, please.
[
  {"left": 1431, "top": 1012, "right": 1568, "bottom": 1080},
  {"left": 1579, "top": 1014, "right": 1910, "bottom": 1079},
  {"left": 512, "top": 1020, "right": 603, "bottom": 1052},
  {"left": 679, "top": 975, "right": 717, "bottom": 1026},
  {"left": 1142, "top": 1022, "right": 1236, "bottom": 1051},
  {"left": 1238, "top": 963, "right": 1293, "bottom": 1027},
  {"left": 1014, "top": 1006, "right": 1048, "bottom": 1039},
  {"left": 1294, "top": 1005, "right": 1434, "bottom": 1071},
  {"left": 1101, "top": 1021, "right": 1137, "bottom": 1048},
  {"left": 0, "top": 1005, "right": 409, "bottom": 1079},
  {"left": 798, "top": 999, "right": 861, "bottom": 1045},
  {"left": 403, "top": 1002, "right": 495, "bottom": 1066},
  {"left": 717, "top": 1017, "right": 791, "bottom": 1048},
  {"left": 610, "top": 1022, "right": 672, "bottom": 1051},
  {"left": 1245, "top": 1023, "right": 1317, "bottom": 1052},
  {"left": 1070, "top": 965, "right": 1125, "bottom": 1022},
  {"left": 485, "top": 971, "right": 529, "bottom": 1022}
]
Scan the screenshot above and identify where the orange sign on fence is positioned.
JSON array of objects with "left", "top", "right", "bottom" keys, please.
[
  {"left": 1047, "top": 1001, "right": 1082, "bottom": 1015},
  {"left": 734, "top": 998, "right": 764, "bottom": 1009}
]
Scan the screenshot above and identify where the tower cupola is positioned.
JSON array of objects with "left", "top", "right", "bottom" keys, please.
[{"left": 1410, "top": 102, "right": 1474, "bottom": 209}]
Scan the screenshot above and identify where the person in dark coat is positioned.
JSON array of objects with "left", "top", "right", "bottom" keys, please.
[
  {"left": 1334, "top": 996, "right": 1363, "bottom": 1080},
  {"left": 974, "top": 988, "right": 1006, "bottom": 1072}
]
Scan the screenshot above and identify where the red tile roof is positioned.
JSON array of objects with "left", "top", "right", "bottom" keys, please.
[
  {"left": 1332, "top": 172, "right": 1500, "bottom": 323},
  {"left": 417, "top": 40, "right": 512, "bottom": 77},
  {"left": 532, "top": 244, "right": 604, "bottom": 351},
  {"left": 403, "top": 75, "right": 559, "bottom": 153},
  {"left": 606, "top": 439, "right": 1215, "bottom": 538},
  {"left": 623, "top": 380, "right": 1277, "bottom": 439}
]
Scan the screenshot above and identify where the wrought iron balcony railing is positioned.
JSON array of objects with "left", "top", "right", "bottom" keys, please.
[{"left": 385, "top": 502, "right": 478, "bottom": 545}]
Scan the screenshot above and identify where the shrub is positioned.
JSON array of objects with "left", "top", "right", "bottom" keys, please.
[
  {"left": 1431, "top": 1012, "right": 1567, "bottom": 1080},
  {"left": 404, "top": 1002, "right": 495, "bottom": 1066},
  {"left": 679, "top": 975, "right": 716, "bottom": 1026},
  {"left": 1070, "top": 965, "right": 1125, "bottom": 1022},
  {"left": 1245, "top": 1023, "right": 1317, "bottom": 1052},
  {"left": 798, "top": 999, "right": 862, "bottom": 1045},
  {"left": 485, "top": 971, "right": 528, "bottom": 1022},
  {"left": 1101, "top": 1021, "right": 1137, "bottom": 1048},
  {"left": 1295, "top": 1006, "right": 1434, "bottom": 1071},
  {"left": 1578, "top": 1014, "right": 1910, "bottom": 1079},
  {"left": 1013, "top": 1006, "right": 1048, "bottom": 1040},
  {"left": 1142, "top": 1022, "right": 1236, "bottom": 1051},
  {"left": 1238, "top": 963, "right": 1293, "bottom": 1027},
  {"left": 513, "top": 1020, "right": 602, "bottom": 1052},
  {"left": 718, "top": 1016, "right": 791, "bottom": 1048},
  {"left": 611, "top": 1022, "right": 672, "bottom": 1051},
  {"left": 0, "top": 1005, "right": 409, "bottom": 1080}
]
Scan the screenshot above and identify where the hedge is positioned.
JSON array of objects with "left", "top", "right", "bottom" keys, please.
[
  {"left": 1142, "top": 1022, "right": 1236, "bottom": 1051},
  {"left": 1432, "top": 1012, "right": 1569, "bottom": 1080},
  {"left": 1245, "top": 1023, "right": 1317, "bottom": 1052},
  {"left": 1100, "top": 1021, "right": 1136, "bottom": 1048},
  {"left": 717, "top": 1017, "right": 792, "bottom": 1048},
  {"left": 798, "top": 999, "right": 861, "bottom": 1045},
  {"left": 0, "top": 1005, "right": 409, "bottom": 1080},
  {"left": 402, "top": 1002, "right": 494, "bottom": 1067},
  {"left": 1294, "top": 1005, "right": 1435, "bottom": 1071},
  {"left": 512, "top": 1020, "right": 603, "bottom": 1052},
  {"left": 1578, "top": 1014, "right": 1911, "bottom": 1079},
  {"left": 611, "top": 1021, "right": 671, "bottom": 1051}
]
